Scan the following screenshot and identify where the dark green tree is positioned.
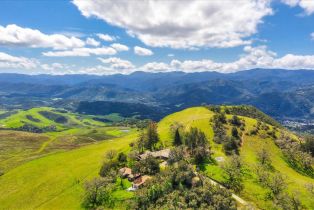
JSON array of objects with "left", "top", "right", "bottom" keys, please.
[
  {"left": 302, "top": 135, "right": 314, "bottom": 157},
  {"left": 231, "top": 127, "right": 239, "bottom": 139},
  {"left": 229, "top": 115, "right": 241, "bottom": 126},
  {"left": 145, "top": 121, "right": 160, "bottom": 151},
  {"left": 132, "top": 155, "right": 160, "bottom": 175},
  {"left": 117, "top": 152, "right": 127, "bottom": 163},
  {"left": 223, "top": 137, "right": 240, "bottom": 155},
  {"left": 136, "top": 130, "right": 146, "bottom": 153},
  {"left": 173, "top": 128, "right": 183, "bottom": 146}
]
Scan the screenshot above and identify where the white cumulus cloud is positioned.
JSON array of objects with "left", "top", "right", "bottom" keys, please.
[
  {"left": 42, "top": 47, "right": 117, "bottom": 57},
  {"left": 98, "top": 57, "right": 134, "bottom": 69},
  {"left": 140, "top": 45, "right": 314, "bottom": 73},
  {"left": 97, "top": 33, "right": 116, "bottom": 42},
  {"left": 0, "top": 24, "right": 85, "bottom": 50},
  {"left": 134, "top": 46, "right": 153, "bottom": 56},
  {"left": 140, "top": 62, "right": 171, "bottom": 71},
  {"left": 111, "top": 43, "right": 129, "bottom": 51},
  {"left": 0, "top": 52, "right": 38, "bottom": 69},
  {"left": 86, "top": 37, "right": 100, "bottom": 46},
  {"left": 281, "top": 0, "right": 314, "bottom": 15},
  {"left": 73, "top": 0, "right": 273, "bottom": 49}
]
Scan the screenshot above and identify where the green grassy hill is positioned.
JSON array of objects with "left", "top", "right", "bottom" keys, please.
[
  {"left": 0, "top": 106, "right": 313, "bottom": 209},
  {"left": 0, "top": 108, "right": 132, "bottom": 173},
  {"left": 159, "top": 107, "right": 314, "bottom": 209},
  {"left": 0, "top": 107, "right": 108, "bottom": 131}
]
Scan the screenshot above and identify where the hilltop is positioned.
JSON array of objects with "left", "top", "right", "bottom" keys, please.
[{"left": 0, "top": 106, "right": 313, "bottom": 209}]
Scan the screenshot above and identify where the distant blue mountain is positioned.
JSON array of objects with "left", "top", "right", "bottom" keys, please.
[{"left": 0, "top": 69, "right": 313, "bottom": 120}]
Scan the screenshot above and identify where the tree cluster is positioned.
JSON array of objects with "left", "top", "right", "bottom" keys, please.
[
  {"left": 170, "top": 127, "right": 212, "bottom": 165},
  {"left": 248, "top": 120, "right": 277, "bottom": 139},
  {"left": 211, "top": 112, "right": 242, "bottom": 155},
  {"left": 275, "top": 133, "right": 314, "bottom": 178},
  {"left": 255, "top": 166, "right": 304, "bottom": 210},
  {"left": 222, "top": 155, "right": 244, "bottom": 192},
  {"left": 132, "top": 155, "right": 160, "bottom": 175},
  {"left": 83, "top": 150, "right": 130, "bottom": 209},
  {"left": 136, "top": 121, "right": 160, "bottom": 152},
  {"left": 131, "top": 161, "right": 236, "bottom": 210},
  {"left": 302, "top": 135, "right": 314, "bottom": 157},
  {"left": 220, "top": 105, "right": 282, "bottom": 128}
]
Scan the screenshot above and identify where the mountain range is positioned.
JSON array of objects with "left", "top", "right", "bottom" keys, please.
[{"left": 0, "top": 69, "right": 314, "bottom": 121}]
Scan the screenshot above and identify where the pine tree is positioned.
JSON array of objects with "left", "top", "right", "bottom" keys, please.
[
  {"left": 146, "top": 121, "right": 159, "bottom": 151},
  {"left": 231, "top": 127, "right": 239, "bottom": 139},
  {"left": 137, "top": 130, "right": 146, "bottom": 153},
  {"left": 173, "top": 128, "right": 182, "bottom": 146}
]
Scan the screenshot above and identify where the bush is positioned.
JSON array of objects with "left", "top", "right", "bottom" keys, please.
[
  {"left": 105, "top": 149, "right": 117, "bottom": 160},
  {"left": 257, "top": 147, "right": 272, "bottom": 167},
  {"left": 268, "top": 173, "right": 287, "bottom": 197},
  {"left": 99, "top": 160, "right": 119, "bottom": 177}
]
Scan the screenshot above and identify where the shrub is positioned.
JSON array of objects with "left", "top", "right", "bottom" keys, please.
[
  {"left": 105, "top": 149, "right": 117, "bottom": 160},
  {"left": 99, "top": 160, "right": 119, "bottom": 177},
  {"left": 257, "top": 147, "right": 272, "bottom": 167}
]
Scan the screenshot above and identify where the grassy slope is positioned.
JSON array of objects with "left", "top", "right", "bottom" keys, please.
[
  {"left": 0, "top": 108, "right": 130, "bottom": 173},
  {"left": 0, "top": 131, "right": 49, "bottom": 172},
  {"left": 0, "top": 107, "right": 107, "bottom": 130},
  {"left": 0, "top": 106, "right": 313, "bottom": 209},
  {"left": 158, "top": 107, "right": 314, "bottom": 209},
  {"left": 0, "top": 132, "right": 137, "bottom": 210}
]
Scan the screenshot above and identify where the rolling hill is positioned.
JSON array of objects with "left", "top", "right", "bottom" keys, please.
[
  {"left": 0, "top": 106, "right": 313, "bottom": 209},
  {"left": 0, "top": 108, "right": 133, "bottom": 173}
]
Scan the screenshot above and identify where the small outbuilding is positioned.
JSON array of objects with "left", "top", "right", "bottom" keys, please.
[
  {"left": 139, "top": 149, "right": 170, "bottom": 160},
  {"left": 119, "top": 167, "right": 132, "bottom": 178},
  {"left": 132, "top": 175, "right": 151, "bottom": 189}
]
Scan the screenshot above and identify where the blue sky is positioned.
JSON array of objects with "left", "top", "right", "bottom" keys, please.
[{"left": 0, "top": 0, "right": 314, "bottom": 74}]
